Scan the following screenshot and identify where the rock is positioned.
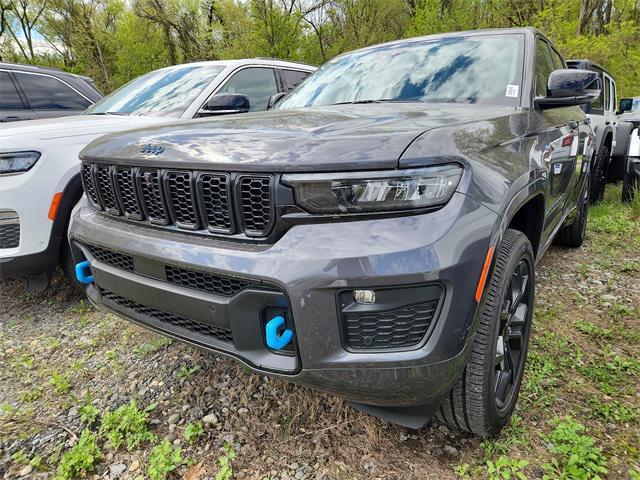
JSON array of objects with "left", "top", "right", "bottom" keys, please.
[
  {"left": 109, "top": 463, "right": 127, "bottom": 477},
  {"left": 129, "top": 460, "right": 140, "bottom": 473},
  {"left": 166, "top": 434, "right": 177, "bottom": 442},
  {"left": 203, "top": 414, "right": 218, "bottom": 424},
  {"left": 238, "top": 407, "right": 249, "bottom": 415},
  {"left": 19, "top": 465, "right": 33, "bottom": 477},
  {"left": 67, "top": 407, "right": 78, "bottom": 418},
  {"left": 167, "top": 413, "right": 180, "bottom": 425},
  {"left": 443, "top": 445, "right": 459, "bottom": 457}
]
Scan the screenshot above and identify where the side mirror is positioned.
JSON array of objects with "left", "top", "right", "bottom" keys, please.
[
  {"left": 534, "top": 69, "right": 601, "bottom": 110},
  {"left": 198, "top": 93, "right": 250, "bottom": 116},
  {"left": 267, "top": 92, "right": 287, "bottom": 110}
]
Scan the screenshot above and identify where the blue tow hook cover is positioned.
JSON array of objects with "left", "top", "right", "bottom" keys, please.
[
  {"left": 75, "top": 260, "right": 94, "bottom": 284},
  {"left": 265, "top": 315, "right": 293, "bottom": 350}
]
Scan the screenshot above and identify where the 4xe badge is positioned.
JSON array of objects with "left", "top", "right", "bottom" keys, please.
[{"left": 139, "top": 143, "right": 165, "bottom": 156}]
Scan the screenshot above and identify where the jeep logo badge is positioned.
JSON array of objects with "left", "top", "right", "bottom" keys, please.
[{"left": 139, "top": 143, "right": 165, "bottom": 156}]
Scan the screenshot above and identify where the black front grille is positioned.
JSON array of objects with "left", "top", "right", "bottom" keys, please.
[
  {"left": 165, "top": 171, "right": 198, "bottom": 228},
  {"left": 165, "top": 265, "right": 254, "bottom": 297},
  {"left": 0, "top": 223, "right": 20, "bottom": 248},
  {"left": 115, "top": 167, "right": 143, "bottom": 220},
  {"left": 83, "top": 162, "right": 275, "bottom": 238},
  {"left": 81, "top": 164, "right": 101, "bottom": 208},
  {"left": 240, "top": 176, "right": 274, "bottom": 236},
  {"left": 88, "top": 244, "right": 134, "bottom": 271},
  {"left": 100, "top": 289, "right": 234, "bottom": 343},
  {"left": 345, "top": 301, "right": 438, "bottom": 349}
]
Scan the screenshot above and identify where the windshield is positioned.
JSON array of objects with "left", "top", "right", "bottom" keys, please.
[
  {"left": 278, "top": 34, "right": 524, "bottom": 109},
  {"left": 85, "top": 64, "right": 225, "bottom": 117},
  {"left": 620, "top": 98, "right": 640, "bottom": 113}
]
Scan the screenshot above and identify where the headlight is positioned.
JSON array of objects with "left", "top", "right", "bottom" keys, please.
[
  {"left": 0, "top": 151, "right": 41, "bottom": 174},
  {"left": 282, "top": 164, "right": 462, "bottom": 214}
]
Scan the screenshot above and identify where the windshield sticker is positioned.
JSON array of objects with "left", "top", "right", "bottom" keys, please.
[{"left": 506, "top": 85, "right": 519, "bottom": 98}]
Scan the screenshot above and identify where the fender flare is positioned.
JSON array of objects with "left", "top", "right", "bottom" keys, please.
[{"left": 593, "top": 124, "right": 613, "bottom": 159}]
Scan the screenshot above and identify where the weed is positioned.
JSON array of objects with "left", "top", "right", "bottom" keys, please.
[
  {"left": 49, "top": 371, "right": 71, "bottom": 394},
  {"left": 486, "top": 456, "right": 528, "bottom": 480},
  {"left": 177, "top": 364, "right": 199, "bottom": 383},
  {"left": 588, "top": 396, "right": 638, "bottom": 423},
  {"left": 630, "top": 466, "right": 640, "bottom": 480},
  {"left": 20, "top": 387, "right": 44, "bottom": 402},
  {"left": 133, "top": 337, "right": 172, "bottom": 357},
  {"left": 79, "top": 393, "right": 101, "bottom": 425},
  {"left": 216, "top": 443, "right": 237, "bottom": 480},
  {"left": 184, "top": 422, "right": 204, "bottom": 443},
  {"left": 56, "top": 429, "right": 101, "bottom": 480},
  {"left": 147, "top": 439, "right": 184, "bottom": 480},
  {"left": 99, "top": 399, "right": 155, "bottom": 451},
  {"left": 68, "top": 300, "right": 93, "bottom": 315},
  {"left": 542, "top": 417, "right": 607, "bottom": 480},
  {"left": 573, "top": 319, "right": 612, "bottom": 339},
  {"left": 11, "top": 450, "right": 28, "bottom": 464}
]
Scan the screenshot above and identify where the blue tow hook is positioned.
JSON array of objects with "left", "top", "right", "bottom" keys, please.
[
  {"left": 265, "top": 315, "right": 293, "bottom": 350},
  {"left": 75, "top": 260, "right": 94, "bottom": 284}
]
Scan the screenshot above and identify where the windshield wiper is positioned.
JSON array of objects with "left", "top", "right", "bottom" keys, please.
[
  {"left": 329, "top": 99, "right": 424, "bottom": 106},
  {"left": 86, "top": 111, "right": 130, "bottom": 116}
]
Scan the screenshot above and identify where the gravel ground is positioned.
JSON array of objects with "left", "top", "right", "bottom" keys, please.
[{"left": 1, "top": 188, "right": 638, "bottom": 479}]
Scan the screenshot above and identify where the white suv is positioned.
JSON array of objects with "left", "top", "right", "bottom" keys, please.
[{"left": 0, "top": 58, "right": 315, "bottom": 290}]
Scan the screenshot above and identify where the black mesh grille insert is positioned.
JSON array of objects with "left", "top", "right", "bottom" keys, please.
[
  {"left": 83, "top": 162, "right": 274, "bottom": 238},
  {"left": 115, "top": 167, "right": 143, "bottom": 220},
  {"left": 88, "top": 244, "right": 134, "bottom": 272},
  {"left": 0, "top": 223, "right": 20, "bottom": 249},
  {"left": 165, "top": 171, "right": 198, "bottom": 228},
  {"left": 81, "top": 164, "right": 101, "bottom": 208},
  {"left": 345, "top": 301, "right": 438, "bottom": 349},
  {"left": 100, "top": 289, "right": 233, "bottom": 343},
  {"left": 138, "top": 169, "right": 167, "bottom": 224},
  {"left": 165, "top": 265, "right": 253, "bottom": 297},
  {"left": 199, "top": 174, "right": 232, "bottom": 232},
  {"left": 95, "top": 165, "right": 120, "bottom": 215},
  {"left": 240, "top": 176, "right": 273, "bottom": 235}
]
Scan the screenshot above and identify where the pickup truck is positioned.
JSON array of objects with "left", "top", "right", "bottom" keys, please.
[
  {"left": 69, "top": 28, "right": 598, "bottom": 435},
  {"left": 618, "top": 101, "right": 640, "bottom": 201}
]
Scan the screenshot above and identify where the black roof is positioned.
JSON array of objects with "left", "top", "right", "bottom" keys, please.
[{"left": 0, "top": 61, "right": 102, "bottom": 99}]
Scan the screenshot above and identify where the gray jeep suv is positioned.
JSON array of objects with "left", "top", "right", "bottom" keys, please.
[{"left": 69, "top": 28, "right": 599, "bottom": 436}]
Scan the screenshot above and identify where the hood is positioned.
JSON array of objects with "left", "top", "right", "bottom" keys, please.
[
  {"left": 0, "top": 114, "right": 177, "bottom": 148},
  {"left": 82, "top": 103, "right": 516, "bottom": 172}
]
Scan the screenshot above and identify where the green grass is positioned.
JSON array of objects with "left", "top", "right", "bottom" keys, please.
[
  {"left": 55, "top": 429, "right": 101, "bottom": 480},
  {"left": 99, "top": 399, "right": 156, "bottom": 451},
  {"left": 147, "top": 440, "right": 185, "bottom": 480}
]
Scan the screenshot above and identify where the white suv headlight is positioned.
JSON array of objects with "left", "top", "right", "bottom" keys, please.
[
  {"left": 0, "top": 151, "right": 41, "bottom": 174},
  {"left": 282, "top": 164, "right": 462, "bottom": 214}
]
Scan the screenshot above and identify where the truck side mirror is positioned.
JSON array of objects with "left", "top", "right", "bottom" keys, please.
[
  {"left": 198, "top": 93, "right": 250, "bottom": 117},
  {"left": 534, "top": 69, "right": 601, "bottom": 110}
]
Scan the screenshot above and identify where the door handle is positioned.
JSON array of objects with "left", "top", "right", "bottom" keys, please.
[{"left": 1, "top": 116, "right": 20, "bottom": 122}]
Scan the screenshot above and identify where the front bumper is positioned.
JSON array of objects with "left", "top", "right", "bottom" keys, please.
[{"left": 69, "top": 191, "right": 497, "bottom": 407}]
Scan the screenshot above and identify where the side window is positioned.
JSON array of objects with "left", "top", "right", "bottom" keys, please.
[
  {"left": 535, "top": 39, "right": 556, "bottom": 96},
  {"left": 281, "top": 69, "right": 311, "bottom": 92},
  {"left": 590, "top": 69, "right": 603, "bottom": 113},
  {"left": 550, "top": 48, "right": 565, "bottom": 69},
  {"left": 0, "top": 72, "right": 24, "bottom": 109},
  {"left": 217, "top": 67, "right": 278, "bottom": 112},
  {"left": 611, "top": 81, "right": 616, "bottom": 112},
  {"left": 604, "top": 78, "right": 611, "bottom": 111},
  {"left": 15, "top": 72, "right": 91, "bottom": 110}
]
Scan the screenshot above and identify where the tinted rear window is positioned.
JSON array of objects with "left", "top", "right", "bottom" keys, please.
[
  {"left": 0, "top": 72, "right": 24, "bottom": 109},
  {"left": 15, "top": 72, "right": 91, "bottom": 110}
]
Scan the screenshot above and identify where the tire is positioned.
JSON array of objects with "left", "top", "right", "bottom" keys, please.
[
  {"left": 61, "top": 237, "right": 84, "bottom": 292},
  {"left": 589, "top": 145, "right": 609, "bottom": 204},
  {"left": 436, "top": 229, "right": 535, "bottom": 436},
  {"left": 555, "top": 174, "right": 589, "bottom": 248},
  {"left": 622, "top": 168, "right": 637, "bottom": 203}
]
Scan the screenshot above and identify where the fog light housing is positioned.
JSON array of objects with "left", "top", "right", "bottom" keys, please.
[{"left": 354, "top": 289, "right": 376, "bottom": 304}]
